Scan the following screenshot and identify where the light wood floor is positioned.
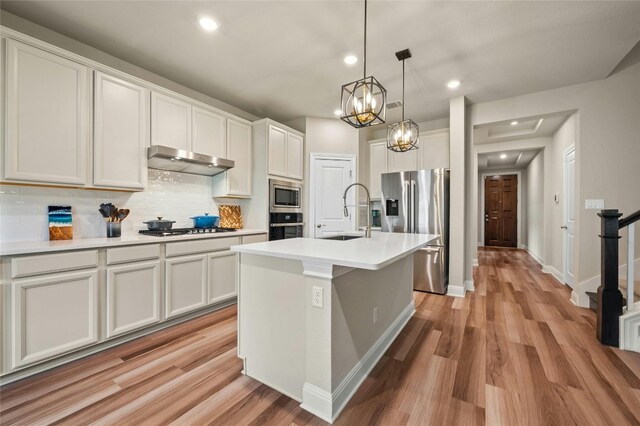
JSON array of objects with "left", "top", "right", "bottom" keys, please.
[{"left": 2, "top": 247, "right": 640, "bottom": 425}]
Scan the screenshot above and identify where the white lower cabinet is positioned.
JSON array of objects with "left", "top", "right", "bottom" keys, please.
[
  {"left": 165, "top": 254, "right": 208, "bottom": 319},
  {"left": 11, "top": 270, "right": 99, "bottom": 369},
  {"left": 208, "top": 251, "right": 237, "bottom": 304},
  {"left": 105, "top": 261, "right": 161, "bottom": 338}
]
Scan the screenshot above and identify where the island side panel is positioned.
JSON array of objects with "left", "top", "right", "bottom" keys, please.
[
  {"left": 238, "top": 254, "right": 306, "bottom": 401},
  {"left": 330, "top": 254, "right": 414, "bottom": 389}
]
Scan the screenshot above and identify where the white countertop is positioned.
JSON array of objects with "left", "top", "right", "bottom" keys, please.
[
  {"left": 0, "top": 229, "right": 267, "bottom": 256},
  {"left": 231, "top": 232, "right": 438, "bottom": 270}
]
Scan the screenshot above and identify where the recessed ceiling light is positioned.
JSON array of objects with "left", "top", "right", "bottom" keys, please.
[
  {"left": 446, "top": 80, "right": 460, "bottom": 89},
  {"left": 344, "top": 55, "right": 358, "bottom": 65},
  {"left": 198, "top": 16, "right": 218, "bottom": 31},
  {"left": 334, "top": 109, "right": 342, "bottom": 116},
  {"left": 510, "top": 121, "right": 518, "bottom": 126},
  {"left": 500, "top": 154, "right": 507, "bottom": 159}
]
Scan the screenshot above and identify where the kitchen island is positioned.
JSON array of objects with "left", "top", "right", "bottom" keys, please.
[{"left": 231, "top": 232, "right": 438, "bottom": 423}]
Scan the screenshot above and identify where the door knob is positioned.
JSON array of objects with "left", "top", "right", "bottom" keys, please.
[
  {"left": 317, "top": 224, "right": 321, "bottom": 228},
  {"left": 561, "top": 225, "right": 567, "bottom": 229}
]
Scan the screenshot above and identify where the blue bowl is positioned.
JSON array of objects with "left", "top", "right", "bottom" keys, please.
[{"left": 190, "top": 213, "right": 219, "bottom": 229}]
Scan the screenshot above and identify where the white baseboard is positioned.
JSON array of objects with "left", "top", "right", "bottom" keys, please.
[
  {"left": 572, "top": 257, "right": 640, "bottom": 308},
  {"left": 620, "top": 305, "right": 640, "bottom": 353},
  {"left": 523, "top": 246, "right": 544, "bottom": 265},
  {"left": 301, "top": 301, "right": 415, "bottom": 423},
  {"left": 518, "top": 244, "right": 526, "bottom": 249},
  {"left": 542, "top": 264, "right": 563, "bottom": 285},
  {"left": 446, "top": 284, "right": 466, "bottom": 298},
  {"left": 570, "top": 291, "right": 579, "bottom": 306},
  {"left": 472, "top": 258, "right": 479, "bottom": 267},
  {"left": 477, "top": 242, "right": 484, "bottom": 247},
  {"left": 465, "top": 280, "right": 475, "bottom": 292}
]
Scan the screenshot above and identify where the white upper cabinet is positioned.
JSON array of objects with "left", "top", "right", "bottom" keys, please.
[
  {"left": 257, "top": 121, "right": 304, "bottom": 181},
  {"left": 369, "top": 141, "right": 387, "bottom": 200},
  {"left": 93, "top": 72, "right": 149, "bottom": 190},
  {"left": 268, "top": 125, "right": 288, "bottom": 177},
  {"left": 192, "top": 106, "right": 226, "bottom": 158},
  {"left": 151, "top": 92, "right": 191, "bottom": 151},
  {"left": 387, "top": 147, "right": 418, "bottom": 173},
  {"left": 4, "top": 39, "right": 90, "bottom": 185},
  {"left": 417, "top": 130, "right": 450, "bottom": 170},
  {"left": 286, "top": 133, "right": 304, "bottom": 180},
  {"left": 213, "top": 118, "right": 252, "bottom": 197}
]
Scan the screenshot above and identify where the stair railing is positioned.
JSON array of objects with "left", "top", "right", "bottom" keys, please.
[{"left": 597, "top": 209, "right": 640, "bottom": 346}]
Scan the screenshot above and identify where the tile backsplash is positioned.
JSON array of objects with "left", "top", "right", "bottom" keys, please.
[{"left": 0, "top": 170, "right": 239, "bottom": 243}]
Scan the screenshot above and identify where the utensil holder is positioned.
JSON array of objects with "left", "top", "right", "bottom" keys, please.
[{"left": 106, "top": 222, "right": 121, "bottom": 238}]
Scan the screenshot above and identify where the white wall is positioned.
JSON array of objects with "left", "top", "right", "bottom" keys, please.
[
  {"left": 467, "top": 60, "right": 640, "bottom": 285},
  {"left": 546, "top": 115, "right": 576, "bottom": 273},
  {"left": 526, "top": 150, "right": 544, "bottom": 262},
  {"left": 0, "top": 169, "right": 233, "bottom": 242},
  {"left": 303, "top": 117, "right": 359, "bottom": 237}
]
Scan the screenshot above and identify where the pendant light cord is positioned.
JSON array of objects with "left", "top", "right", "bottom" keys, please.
[
  {"left": 363, "top": 0, "right": 367, "bottom": 78},
  {"left": 402, "top": 59, "right": 405, "bottom": 121}
]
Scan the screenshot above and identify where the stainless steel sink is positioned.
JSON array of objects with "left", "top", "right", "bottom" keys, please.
[{"left": 322, "top": 235, "right": 363, "bottom": 241}]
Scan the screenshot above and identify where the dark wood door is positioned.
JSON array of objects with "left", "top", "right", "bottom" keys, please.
[{"left": 484, "top": 174, "right": 517, "bottom": 247}]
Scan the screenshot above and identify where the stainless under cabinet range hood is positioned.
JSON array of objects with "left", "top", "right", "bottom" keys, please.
[{"left": 147, "top": 145, "right": 234, "bottom": 177}]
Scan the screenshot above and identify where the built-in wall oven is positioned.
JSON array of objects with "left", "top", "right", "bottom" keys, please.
[
  {"left": 270, "top": 179, "right": 301, "bottom": 213},
  {"left": 269, "top": 179, "right": 303, "bottom": 240},
  {"left": 269, "top": 213, "right": 303, "bottom": 240}
]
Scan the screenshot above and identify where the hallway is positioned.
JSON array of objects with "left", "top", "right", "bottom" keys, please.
[{"left": 1, "top": 248, "right": 639, "bottom": 425}]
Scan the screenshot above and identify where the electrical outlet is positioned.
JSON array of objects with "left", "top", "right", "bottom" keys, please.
[
  {"left": 312, "top": 286, "right": 323, "bottom": 308},
  {"left": 373, "top": 307, "right": 378, "bottom": 324}
]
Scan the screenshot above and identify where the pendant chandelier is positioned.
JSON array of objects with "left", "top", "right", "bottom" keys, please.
[
  {"left": 387, "top": 49, "right": 419, "bottom": 152},
  {"left": 340, "top": 0, "right": 386, "bottom": 128}
]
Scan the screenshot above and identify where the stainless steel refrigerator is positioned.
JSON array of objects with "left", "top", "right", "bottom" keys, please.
[{"left": 381, "top": 169, "right": 450, "bottom": 294}]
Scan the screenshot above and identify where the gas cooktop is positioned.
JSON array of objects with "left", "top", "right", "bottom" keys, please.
[{"left": 139, "top": 227, "right": 237, "bottom": 237}]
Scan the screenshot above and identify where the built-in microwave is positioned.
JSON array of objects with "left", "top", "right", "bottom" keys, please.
[{"left": 269, "top": 179, "right": 302, "bottom": 213}]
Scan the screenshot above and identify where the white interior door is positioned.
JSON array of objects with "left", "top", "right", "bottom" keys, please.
[
  {"left": 563, "top": 145, "right": 576, "bottom": 286},
  {"left": 312, "top": 157, "right": 355, "bottom": 238}
]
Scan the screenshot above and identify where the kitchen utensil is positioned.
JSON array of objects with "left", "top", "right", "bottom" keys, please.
[
  {"left": 190, "top": 213, "right": 219, "bottom": 229},
  {"left": 116, "top": 209, "right": 130, "bottom": 222},
  {"left": 143, "top": 217, "right": 175, "bottom": 231},
  {"left": 106, "top": 222, "right": 121, "bottom": 238}
]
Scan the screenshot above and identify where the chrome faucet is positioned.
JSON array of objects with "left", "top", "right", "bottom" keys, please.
[{"left": 343, "top": 183, "right": 372, "bottom": 238}]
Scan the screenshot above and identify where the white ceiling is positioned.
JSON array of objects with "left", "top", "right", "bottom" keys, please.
[
  {"left": 478, "top": 149, "right": 541, "bottom": 172},
  {"left": 473, "top": 111, "right": 573, "bottom": 144},
  {"left": 2, "top": 1, "right": 640, "bottom": 123}
]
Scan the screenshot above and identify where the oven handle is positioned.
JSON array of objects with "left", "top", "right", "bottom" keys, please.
[{"left": 269, "top": 222, "right": 305, "bottom": 227}]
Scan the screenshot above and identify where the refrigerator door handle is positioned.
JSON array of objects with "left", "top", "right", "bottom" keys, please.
[
  {"left": 411, "top": 180, "right": 417, "bottom": 234},
  {"left": 404, "top": 179, "right": 411, "bottom": 233}
]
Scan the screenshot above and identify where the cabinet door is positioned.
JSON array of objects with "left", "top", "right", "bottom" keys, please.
[
  {"left": 192, "top": 106, "right": 226, "bottom": 158},
  {"left": 208, "top": 251, "right": 237, "bottom": 304},
  {"left": 226, "top": 119, "right": 252, "bottom": 197},
  {"left": 94, "top": 72, "right": 149, "bottom": 190},
  {"left": 151, "top": 92, "right": 191, "bottom": 151},
  {"left": 286, "top": 133, "right": 304, "bottom": 180},
  {"left": 369, "top": 142, "right": 387, "bottom": 199},
  {"left": 165, "top": 254, "right": 207, "bottom": 318},
  {"left": 106, "top": 261, "right": 161, "bottom": 338},
  {"left": 5, "top": 40, "right": 90, "bottom": 185},
  {"left": 11, "top": 270, "right": 99, "bottom": 368},
  {"left": 267, "top": 125, "right": 287, "bottom": 177},
  {"left": 418, "top": 131, "right": 450, "bottom": 170},
  {"left": 387, "top": 148, "right": 418, "bottom": 173}
]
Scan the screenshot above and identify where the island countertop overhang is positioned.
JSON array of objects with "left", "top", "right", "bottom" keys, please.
[{"left": 231, "top": 232, "right": 439, "bottom": 271}]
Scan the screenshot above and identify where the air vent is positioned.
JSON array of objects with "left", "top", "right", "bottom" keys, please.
[{"left": 387, "top": 100, "right": 403, "bottom": 109}]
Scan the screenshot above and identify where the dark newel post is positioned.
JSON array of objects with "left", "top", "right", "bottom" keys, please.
[{"left": 596, "top": 209, "right": 623, "bottom": 346}]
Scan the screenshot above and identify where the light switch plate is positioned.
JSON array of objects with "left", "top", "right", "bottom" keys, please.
[{"left": 585, "top": 199, "right": 605, "bottom": 209}]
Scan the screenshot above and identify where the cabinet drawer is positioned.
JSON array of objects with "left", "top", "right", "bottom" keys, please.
[
  {"left": 241, "top": 234, "right": 268, "bottom": 245},
  {"left": 106, "top": 244, "right": 160, "bottom": 265},
  {"left": 11, "top": 250, "right": 98, "bottom": 278},
  {"left": 165, "top": 237, "right": 241, "bottom": 257}
]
